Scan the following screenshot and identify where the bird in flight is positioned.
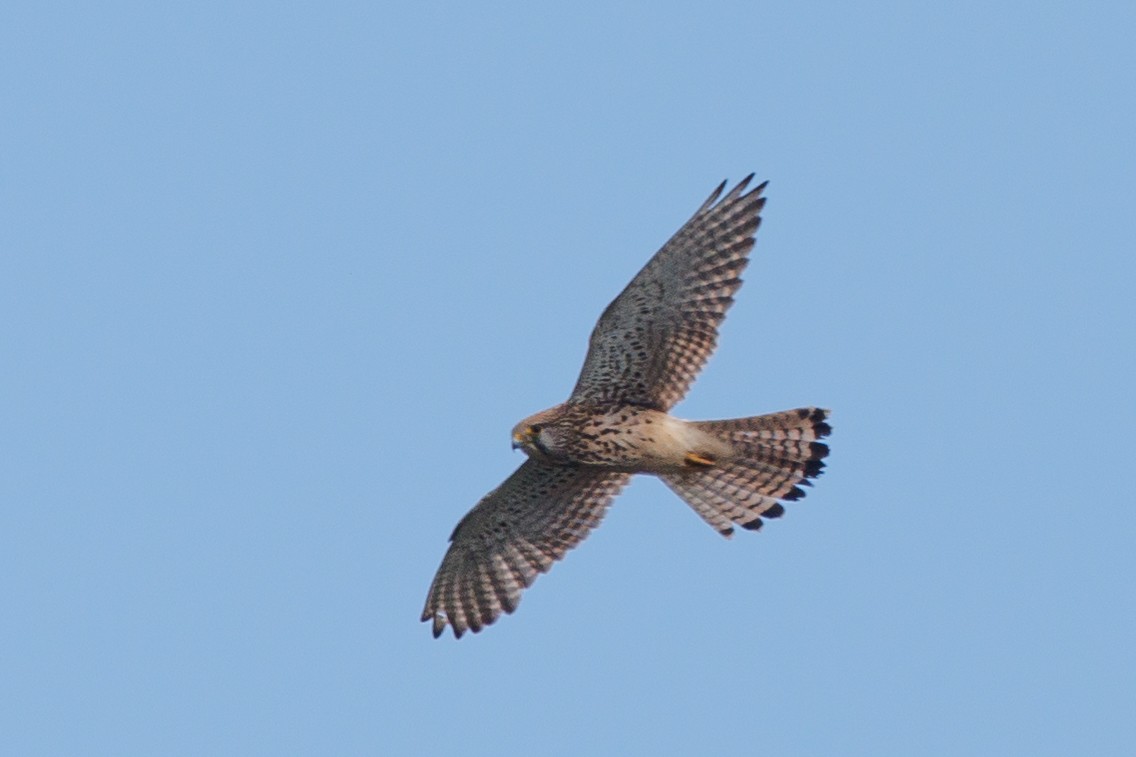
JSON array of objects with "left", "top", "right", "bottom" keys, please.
[{"left": 422, "top": 175, "right": 831, "bottom": 638}]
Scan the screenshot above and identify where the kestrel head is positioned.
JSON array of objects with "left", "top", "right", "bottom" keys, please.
[
  {"left": 510, "top": 407, "right": 569, "bottom": 462},
  {"left": 511, "top": 423, "right": 538, "bottom": 452}
]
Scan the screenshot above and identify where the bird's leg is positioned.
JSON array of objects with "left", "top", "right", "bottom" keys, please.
[{"left": 684, "top": 452, "right": 716, "bottom": 467}]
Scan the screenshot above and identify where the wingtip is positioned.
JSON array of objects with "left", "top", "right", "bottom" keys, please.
[
  {"left": 697, "top": 173, "right": 768, "bottom": 215},
  {"left": 720, "top": 175, "right": 752, "bottom": 204},
  {"left": 425, "top": 608, "right": 449, "bottom": 638},
  {"left": 699, "top": 179, "right": 730, "bottom": 212}
]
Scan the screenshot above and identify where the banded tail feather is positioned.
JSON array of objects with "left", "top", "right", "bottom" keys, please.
[{"left": 661, "top": 407, "right": 830, "bottom": 537}]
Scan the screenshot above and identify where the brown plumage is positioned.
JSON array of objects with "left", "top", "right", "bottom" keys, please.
[{"left": 422, "top": 175, "right": 832, "bottom": 638}]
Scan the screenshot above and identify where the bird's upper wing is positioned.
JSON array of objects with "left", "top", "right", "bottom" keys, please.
[
  {"left": 422, "top": 460, "right": 630, "bottom": 639},
  {"left": 568, "top": 176, "right": 767, "bottom": 410}
]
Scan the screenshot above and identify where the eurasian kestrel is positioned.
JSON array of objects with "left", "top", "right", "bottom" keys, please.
[{"left": 422, "top": 175, "right": 831, "bottom": 638}]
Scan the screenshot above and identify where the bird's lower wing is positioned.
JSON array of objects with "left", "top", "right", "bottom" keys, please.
[{"left": 422, "top": 460, "right": 631, "bottom": 639}]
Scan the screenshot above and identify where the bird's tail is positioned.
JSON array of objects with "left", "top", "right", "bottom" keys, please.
[{"left": 659, "top": 408, "right": 831, "bottom": 537}]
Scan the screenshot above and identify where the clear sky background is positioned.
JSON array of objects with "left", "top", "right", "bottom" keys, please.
[{"left": 2, "top": 2, "right": 1134, "bottom": 755}]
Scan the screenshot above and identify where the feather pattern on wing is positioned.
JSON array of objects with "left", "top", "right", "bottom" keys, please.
[
  {"left": 421, "top": 460, "right": 630, "bottom": 638},
  {"left": 569, "top": 176, "right": 768, "bottom": 410}
]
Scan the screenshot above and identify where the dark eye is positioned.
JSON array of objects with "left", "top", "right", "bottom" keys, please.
[{"left": 529, "top": 424, "right": 542, "bottom": 434}]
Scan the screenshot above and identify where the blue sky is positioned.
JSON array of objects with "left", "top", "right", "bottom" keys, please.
[{"left": 2, "top": 1, "right": 1134, "bottom": 755}]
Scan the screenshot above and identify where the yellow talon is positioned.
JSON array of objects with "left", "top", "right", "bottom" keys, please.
[{"left": 684, "top": 452, "right": 716, "bottom": 467}]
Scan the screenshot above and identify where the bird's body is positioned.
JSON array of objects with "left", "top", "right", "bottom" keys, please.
[
  {"left": 511, "top": 404, "right": 731, "bottom": 473},
  {"left": 422, "top": 175, "right": 832, "bottom": 638}
]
